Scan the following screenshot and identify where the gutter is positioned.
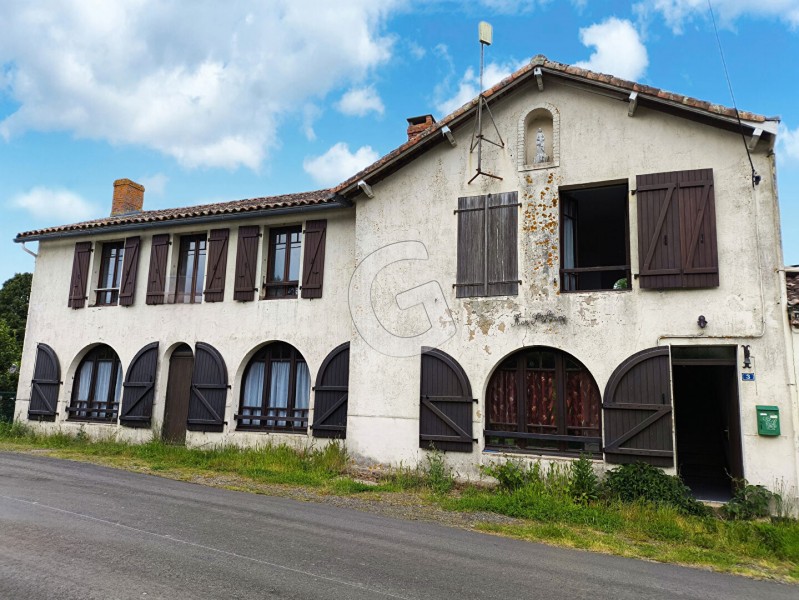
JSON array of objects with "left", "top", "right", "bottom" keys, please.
[{"left": 14, "top": 198, "right": 350, "bottom": 244}]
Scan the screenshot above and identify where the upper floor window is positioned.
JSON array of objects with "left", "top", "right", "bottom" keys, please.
[
  {"left": 560, "top": 183, "right": 630, "bottom": 292},
  {"left": 67, "top": 345, "right": 123, "bottom": 422},
  {"left": 265, "top": 226, "right": 301, "bottom": 299},
  {"left": 455, "top": 192, "right": 519, "bottom": 298},
  {"left": 96, "top": 241, "right": 125, "bottom": 305},
  {"left": 175, "top": 234, "right": 207, "bottom": 304}
]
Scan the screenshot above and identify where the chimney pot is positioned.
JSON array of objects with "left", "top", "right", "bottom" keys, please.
[
  {"left": 111, "top": 179, "right": 145, "bottom": 216},
  {"left": 406, "top": 114, "right": 436, "bottom": 141}
]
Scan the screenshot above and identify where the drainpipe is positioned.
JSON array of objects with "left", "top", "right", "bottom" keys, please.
[{"left": 19, "top": 242, "right": 38, "bottom": 258}]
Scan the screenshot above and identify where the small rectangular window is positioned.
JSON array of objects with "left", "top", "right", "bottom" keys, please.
[
  {"left": 560, "top": 183, "right": 630, "bottom": 292},
  {"left": 265, "top": 226, "right": 302, "bottom": 299},
  {"left": 96, "top": 242, "right": 125, "bottom": 305},
  {"left": 175, "top": 234, "right": 207, "bottom": 304}
]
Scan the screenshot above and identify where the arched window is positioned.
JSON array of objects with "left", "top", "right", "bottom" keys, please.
[
  {"left": 68, "top": 345, "right": 123, "bottom": 422},
  {"left": 485, "top": 347, "right": 601, "bottom": 454},
  {"left": 236, "top": 342, "right": 310, "bottom": 432}
]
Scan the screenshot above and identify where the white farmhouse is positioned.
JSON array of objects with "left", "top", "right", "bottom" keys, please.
[{"left": 13, "top": 56, "right": 799, "bottom": 501}]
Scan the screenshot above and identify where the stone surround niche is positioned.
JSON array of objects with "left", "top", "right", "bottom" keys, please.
[{"left": 518, "top": 104, "right": 559, "bottom": 171}]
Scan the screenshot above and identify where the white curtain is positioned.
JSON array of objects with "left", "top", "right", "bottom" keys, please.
[
  {"left": 269, "top": 361, "right": 290, "bottom": 426},
  {"left": 294, "top": 362, "right": 310, "bottom": 427},
  {"left": 75, "top": 361, "right": 93, "bottom": 417},
  {"left": 242, "top": 362, "right": 265, "bottom": 425},
  {"left": 94, "top": 361, "right": 112, "bottom": 418}
]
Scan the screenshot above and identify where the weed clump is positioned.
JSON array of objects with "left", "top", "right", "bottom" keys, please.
[
  {"left": 722, "top": 481, "right": 776, "bottom": 521},
  {"left": 601, "top": 463, "right": 708, "bottom": 516}
]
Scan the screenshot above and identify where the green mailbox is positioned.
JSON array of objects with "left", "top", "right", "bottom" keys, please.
[{"left": 756, "top": 405, "right": 780, "bottom": 436}]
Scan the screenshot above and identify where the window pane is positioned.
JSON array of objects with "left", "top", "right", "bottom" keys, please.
[
  {"left": 294, "top": 362, "right": 310, "bottom": 409},
  {"left": 526, "top": 370, "right": 557, "bottom": 432},
  {"left": 565, "top": 370, "right": 601, "bottom": 436},
  {"left": 487, "top": 370, "right": 517, "bottom": 431},
  {"left": 76, "top": 361, "right": 93, "bottom": 402},
  {"left": 269, "top": 361, "right": 290, "bottom": 427},
  {"left": 242, "top": 362, "right": 265, "bottom": 426},
  {"left": 288, "top": 238, "right": 301, "bottom": 282},
  {"left": 272, "top": 243, "right": 286, "bottom": 282},
  {"left": 94, "top": 361, "right": 113, "bottom": 417},
  {"left": 194, "top": 243, "right": 206, "bottom": 300},
  {"left": 112, "top": 247, "right": 125, "bottom": 288}
]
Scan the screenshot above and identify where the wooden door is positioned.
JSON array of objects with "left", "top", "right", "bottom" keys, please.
[
  {"left": 312, "top": 343, "right": 349, "bottom": 438},
  {"left": 163, "top": 345, "right": 194, "bottom": 444},
  {"left": 419, "top": 348, "right": 475, "bottom": 452}
]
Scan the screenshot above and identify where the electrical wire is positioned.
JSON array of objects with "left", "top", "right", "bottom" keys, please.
[{"left": 707, "top": 0, "right": 760, "bottom": 187}]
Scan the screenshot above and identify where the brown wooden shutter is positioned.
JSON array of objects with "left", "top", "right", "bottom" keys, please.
[
  {"left": 187, "top": 342, "right": 228, "bottom": 432},
  {"left": 68, "top": 242, "right": 92, "bottom": 309},
  {"left": 419, "top": 348, "right": 475, "bottom": 452},
  {"left": 455, "top": 195, "right": 486, "bottom": 298},
  {"left": 28, "top": 343, "right": 60, "bottom": 420},
  {"left": 301, "top": 219, "right": 327, "bottom": 299},
  {"left": 312, "top": 342, "right": 349, "bottom": 438},
  {"left": 203, "top": 228, "right": 229, "bottom": 302},
  {"left": 637, "top": 169, "right": 718, "bottom": 289},
  {"left": 233, "top": 225, "right": 260, "bottom": 302},
  {"left": 487, "top": 192, "right": 519, "bottom": 296},
  {"left": 119, "top": 342, "right": 158, "bottom": 427},
  {"left": 146, "top": 234, "right": 170, "bottom": 305},
  {"left": 118, "top": 236, "right": 141, "bottom": 307},
  {"left": 603, "top": 347, "right": 674, "bottom": 467}
]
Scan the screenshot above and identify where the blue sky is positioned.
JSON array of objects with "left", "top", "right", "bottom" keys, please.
[{"left": 1, "top": 0, "right": 798, "bottom": 284}]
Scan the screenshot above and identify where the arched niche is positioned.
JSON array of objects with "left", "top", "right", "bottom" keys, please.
[{"left": 518, "top": 104, "right": 559, "bottom": 171}]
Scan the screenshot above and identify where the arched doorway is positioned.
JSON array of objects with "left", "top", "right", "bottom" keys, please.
[{"left": 163, "top": 344, "right": 194, "bottom": 444}]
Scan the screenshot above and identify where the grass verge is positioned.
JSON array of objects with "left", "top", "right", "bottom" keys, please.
[{"left": 1, "top": 422, "right": 797, "bottom": 583}]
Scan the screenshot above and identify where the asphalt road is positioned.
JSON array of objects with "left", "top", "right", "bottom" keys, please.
[{"left": 0, "top": 453, "right": 794, "bottom": 600}]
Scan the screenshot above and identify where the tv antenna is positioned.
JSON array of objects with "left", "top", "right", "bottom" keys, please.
[{"left": 469, "top": 21, "right": 504, "bottom": 184}]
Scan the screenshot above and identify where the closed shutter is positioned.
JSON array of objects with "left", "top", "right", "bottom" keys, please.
[
  {"left": 603, "top": 347, "right": 673, "bottom": 467},
  {"left": 118, "top": 236, "right": 141, "bottom": 307},
  {"left": 119, "top": 342, "right": 159, "bottom": 427},
  {"left": 301, "top": 220, "right": 327, "bottom": 299},
  {"left": 455, "top": 192, "right": 518, "bottom": 298},
  {"left": 28, "top": 343, "right": 60, "bottom": 420},
  {"left": 68, "top": 242, "right": 92, "bottom": 309},
  {"left": 312, "top": 342, "right": 349, "bottom": 438},
  {"left": 233, "top": 226, "right": 260, "bottom": 301},
  {"left": 419, "top": 348, "right": 475, "bottom": 452},
  {"left": 637, "top": 169, "right": 718, "bottom": 289},
  {"left": 204, "top": 228, "right": 229, "bottom": 302},
  {"left": 187, "top": 342, "right": 228, "bottom": 432},
  {"left": 146, "top": 234, "right": 170, "bottom": 305}
]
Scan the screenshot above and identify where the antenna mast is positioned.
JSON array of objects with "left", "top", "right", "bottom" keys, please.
[{"left": 469, "top": 21, "right": 504, "bottom": 184}]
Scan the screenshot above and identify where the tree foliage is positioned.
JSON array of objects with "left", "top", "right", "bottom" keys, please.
[
  {"left": 0, "top": 320, "right": 19, "bottom": 392},
  {"left": 0, "top": 273, "right": 33, "bottom": 347}
]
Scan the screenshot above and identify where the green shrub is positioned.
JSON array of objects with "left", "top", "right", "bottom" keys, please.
[
  {"left": 601, "top": 463, "right": 708, "bottom": 516},
  {"left": 482, "top": 459, "right": 542, "bottom": 492},
  {"left": 569, "top": 455, "right": 599, "bottom": 504},
  {"left": 425, "top": 449, "right": 454, "bottom": 495},
  {"left": 722, "top": 482, "right": 776, "bottom": 521}
]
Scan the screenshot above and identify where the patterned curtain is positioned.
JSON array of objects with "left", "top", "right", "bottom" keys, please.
[
  {"left": 565, "top": 370, "right": 601, "bottom": 436},
  {"left": 488, "top": 370, "right": 517, "bottom": 431},
  {"left": 526, "top": 370, "right": 556, "bottom": 432}
]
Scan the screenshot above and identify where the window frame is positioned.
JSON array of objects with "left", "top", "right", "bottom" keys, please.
[
  {"left": 484, "top": 347, "right": 602, "bottom": 456},
  {"left": 66, "top": 345, "right": 123, "bottom": 423},
  {"left": 559, "top": 182, "right": 631, "bottom": 293},
  {"left": 95, "top": 241, "right": 126, "bottom": 306},
  {"left": 264, "top": 226, "right": 302, "bottom": 299},
  {"left": 174, "top": 234, "right": 207, "bottom": 304},
  {"left": 235, "top": 342, "right": 310, "bottom": 433}
]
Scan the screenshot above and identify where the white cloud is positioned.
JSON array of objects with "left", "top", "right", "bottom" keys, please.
[
  {"left": 0, "top": 1, "right": 399, "bottom": 170},
  {"left": 303, "top": 142, "right": 379, "bottom": 186},
  {"left": 574, "top": 18, "right": 649, "bottom": 81},
  {"left": 139, "top": 173, "right": 168, "bottom": 197},
  {"left": 435, "top": 60, "right": 525, "bottom": 116},
  {"left": 408, "top": 41, "right": 426, "bottom": 60},
  {"left": 635, "top": 0, "right": 799, "bottom": 33},
  {"left": 11, "top": 187, "right": 97, "bottom": 222},
  {"left": 302, "top": 104, "right": 322, "bottom": 142},
  {"left": 336, "top": 86, "right": 385, "bottom": 117},
  {"left": 778, "top": 123, "right": 799, "bottom": 162}
]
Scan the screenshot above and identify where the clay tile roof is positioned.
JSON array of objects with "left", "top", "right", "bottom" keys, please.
[
  {"left": 16, "top": 189, "right": 334, "bottom": 241},
  {"left": 332, "top": 54, "right": 772, "bottom": 195}
]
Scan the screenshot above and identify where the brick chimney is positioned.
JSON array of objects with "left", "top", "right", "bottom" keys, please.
[
  {"left": 406, "top": 114, "right": 436, "bottom": 140},
  {"left": 111, "top": 179, "right": 145, "bottom": 216}
]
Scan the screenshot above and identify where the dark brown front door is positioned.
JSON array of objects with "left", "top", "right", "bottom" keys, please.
[{"left": 163, "top": 344, "right": 194, "bottom": 444}]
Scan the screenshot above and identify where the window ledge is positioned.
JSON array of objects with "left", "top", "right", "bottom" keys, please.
[
  {"left": 518, "top": 161, "right": 558, "bottom": 172},
  {"left": 483, "top": 448, "right": 604, "bottom": 462}
]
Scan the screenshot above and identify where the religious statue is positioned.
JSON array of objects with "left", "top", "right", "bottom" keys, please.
[{"left": 534, "top": 127, "right": 549, "bottom": 163}]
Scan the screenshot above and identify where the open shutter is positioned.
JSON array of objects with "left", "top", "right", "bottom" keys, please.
[
  {"left": 486, "top": 191, "right": 519, "bottom": 296},
  {"left": 28, "top": 343, "right": 60, "bottom": 420},
  {"left": 188, "top": 342, "right": 228, "bottom": 432},
  {"left": 68, "top": 242, "right": 92, "bottom": 309},
  {"left": 678, "top": 168, "right": 719, "bottom": 288},
  {"left": 419, "top": 348, "right": 475, "bottom": 452},
  {"left": 203, "top": 228, "right": 229, "bottom": 302},
  {"left": 301, "top": 219, "right": 327, "bottom": 299},
  {"left": 118, "top": 236, "right": 141, "bottom": 307},
  {"left": 146, "top": 234, "right": 170, "bottom": 305},
  {"left": 233, "top": 226, "right": 260, "bottom": 302},
  {"left": 637, "top": 169, "right": 718, "bottom": 289},
  {"left": 312, "top": 342, "right": 349, "bottom": 438},
  {"left": 603, "top": 347, "right": 674, "bottom": 467},
  {"left": 119, "top": 342, "right": 158, "bottom": 427},
  {"left": 455, "top": 195, "right": 486, "bottom": 298}
]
